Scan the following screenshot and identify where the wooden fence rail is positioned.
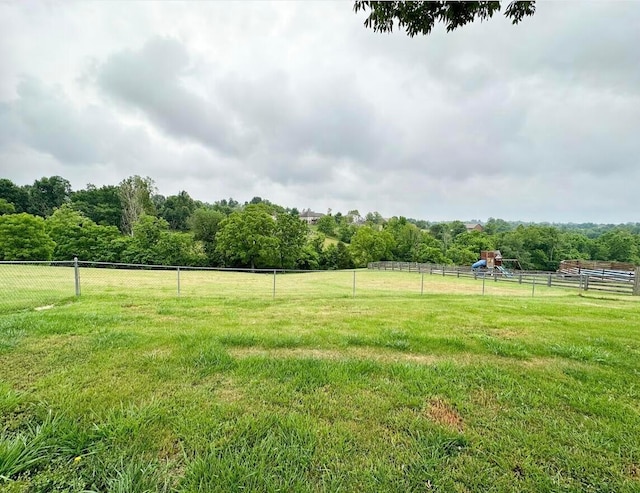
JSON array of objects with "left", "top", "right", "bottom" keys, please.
[{"left": 368, "top": 262, "right": 639, "bottom": 296}]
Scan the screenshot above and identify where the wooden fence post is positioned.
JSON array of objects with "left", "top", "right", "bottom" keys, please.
[{"left": 634, "top": 267, "right": 640, "bottom": 296}]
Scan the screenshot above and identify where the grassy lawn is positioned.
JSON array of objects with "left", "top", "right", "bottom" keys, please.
[{"left": 1, "top": 267, "right": 639, "bottom": 491}]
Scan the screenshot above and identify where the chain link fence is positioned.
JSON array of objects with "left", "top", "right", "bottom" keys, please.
[{"left": 1, "top": 259, "right": 576, "bottom": 313}]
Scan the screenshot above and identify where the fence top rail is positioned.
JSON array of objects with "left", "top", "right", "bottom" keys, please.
[
  {"left": 0, "top": 259, "right": 366, "bottom": 274},
  {"left": 0, "top": 260, "right": 74, "bottom": 265},
  {"left": 77, "top": 261, "right": 359, "bottom": 275}
]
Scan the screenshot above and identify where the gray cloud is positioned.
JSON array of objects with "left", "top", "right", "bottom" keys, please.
[
  {"left": 1, "top": 1, "right": 639, "bottom": 223},
  {"left": 97, "top": 37, "right": 249, "bottom": 156},
  {"left": 96, "top": 38, "right": 383, "bottom": 176},
  {"left": 0, "top": 77, "right": 116, "bottom": 164}
]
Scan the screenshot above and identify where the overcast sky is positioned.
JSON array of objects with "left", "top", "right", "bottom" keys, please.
[{"left": 1, "top": 1, "right": 639, "bottom": 223}]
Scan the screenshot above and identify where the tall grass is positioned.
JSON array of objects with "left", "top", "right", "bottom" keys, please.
[{"left": 0, "top": 269, "right": 639, "bottom": 491}]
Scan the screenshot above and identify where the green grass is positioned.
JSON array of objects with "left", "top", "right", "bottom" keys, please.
[{"left": 0, "top": 267, "right": 639, "bottom": 491}]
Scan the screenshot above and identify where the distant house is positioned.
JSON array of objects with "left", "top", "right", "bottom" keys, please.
[
  {"left": 465, "top": 223, "right": 484, "bottom": 233},
  {"left": 299, "top": 209, "right": 324, "bottom": 225}
]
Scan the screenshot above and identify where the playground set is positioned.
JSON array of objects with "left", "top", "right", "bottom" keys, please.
[{"left": 471, "top": 250, "right": 522, "bottom": 277}]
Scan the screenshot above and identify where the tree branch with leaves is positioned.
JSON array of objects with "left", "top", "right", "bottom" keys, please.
[{"left": 354, "top": 1, "right": 535, "bottom": 37}]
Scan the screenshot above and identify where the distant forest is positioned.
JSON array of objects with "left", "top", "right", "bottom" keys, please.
[{"left": 1, "top": 175, "right": 639, "bottom": 270}]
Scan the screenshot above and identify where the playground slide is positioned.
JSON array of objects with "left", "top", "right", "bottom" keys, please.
[{"left": 496, "top": 265, "right": 513, "bottom": 278}]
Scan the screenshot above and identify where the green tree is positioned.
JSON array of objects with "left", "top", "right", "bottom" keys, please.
[
  {"left": 445, "top": 246, "right": 478, "bottom": 266},
  {"left": 0, "top": 199, "right": 16, "bottom": 215},
  {"left": 354, "top": 1, "right": 535, "bottom": 37},
  {"left": 316, "top": 214, "right": 336, "bottom": 237},
  {"left": 335, "top": 242, "right": 355, "bottom": 269},
  {"left": 408, "top": 218, "right": 428, "bottom": 230},
  {"left": 321, "top": 244, "right": 340, "bottom": 270},
  {"left": 350, "top": 225, "right": 394, "bottom": 267},
  {"left": 449, "top": 220, "right": 467, "bottom": 238},
  {"left": 0, "top": 179, "right": 30, "bottom": 213},
  {"left": 71, "top": 184, "right": 123, "bottom": 229},
  {"left": 297, "top": 244, "right": 321, "bottom": 270},
  {"left": 346, "top": 209, "right": 362, "bottom": 224},
  {"left": 155, "top": 231, "right": 206, "bottom": 266},
  {"left": 119, "top": 176, "right": 156, "bottom": 235},
  {"left": 46, "top": 205, "right": 96, "bottom": 261},
  {"left": 496, "top": 228, "right": 531, "bottom": 268},
  {"left": 452, "top": 231, "right": 495, "bottom": 257},
  {"left": 274, "top": 212, "right": 308, "bottom": 269},
  {"left": 484, "top": 217, "right": 513, "bottom": 235},
  {"left": 384, "top": 217, "right": 423, "bottom": 261},
  {"left": 189, "top": 208, "right": 226, "bottom": 265},
  {"left": 46, "top": 205, "right": 125, "bottom": 262},
  {"left": 496, "top": 224, "right": 561, "bottom": 270},
  {"left": 429, "top": 223, "right": 447, "bottom": 242},
  {"left": 411, "top": 232, "right": 447, "bottom": 264},
  {"left": 93, "top": 228, "right": 130, "bottom": 263},
  {"left": 158, "top": 191, "right": 196, "bottom": 231},
  {"left": 413, "top": 244, "right": 447, "bottom": 264},
  {"left": 365, "top": 211, "right": 385, "bottom": 227},
  {"left": 556, "top": 232, "right": 592, "bottom": 262},
  {"left": 0, "top": 213, "right": 55, "bottom": 260},
  {"left": 216, "top": 205, "right": 278, "bottom": 270},
  {"left": 321, "top": 242, "right": 355, "bottom": 270},
  {"left": 27, "top": 176, "right": 72, "bottom": 217},
  {"left": 337, "top": 223, "right": 357, "bottom": 243},
  {"left": 211, "top": 198, "right": 241, "bottom": 216},
  {"left": 123, "top": 215, "right": 169, "bottom": 264},
  {"left": 596, "top": 230, "right": 638, "bottom": 263}
]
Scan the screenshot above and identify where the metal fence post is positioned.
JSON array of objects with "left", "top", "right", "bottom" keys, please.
[
  {"left": 482, "top": 272, "right": 486, "bottom": 295},
  {"left": 353, "top": 270, "right": 356, "bottom": 298},
  {"left": 532, "top": 276, "right": 536, "bottom": 297},
  {"left": 74, "top": 257, "right": 80, "bottom": 296},
  {"left": 177, "top": 267, "right": 181, "bottom": 296},
  {"left": 273, "top": 270, "right": 276, "bottom": 299}
]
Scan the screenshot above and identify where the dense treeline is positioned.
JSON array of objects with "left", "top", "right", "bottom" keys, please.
[{"left": 1, "top": 175, "right": 639, "bottom": 270}]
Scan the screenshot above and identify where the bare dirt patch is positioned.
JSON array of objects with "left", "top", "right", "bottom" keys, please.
[
  {"left": 228, "top": 346, "right": 443, "bottom": 365},
  {"left": 34, "top": 304, "right": 54, "bottom": 311},
  {"left": 425, "top": 398, "right": 464, "bottom": 432},
  {"left": 227, "top": 347, "right": 563, "bottom": 371},
  {"left": 214, "top": 376, "right": 245, "bottom": 404}
]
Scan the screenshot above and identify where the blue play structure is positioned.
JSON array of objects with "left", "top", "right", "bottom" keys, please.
[
  {"left": 472, "top": 259, "right": 486, "bottom": 269},
  {"left": 471, "top": 251, "right": 519, "bottom": 277}
]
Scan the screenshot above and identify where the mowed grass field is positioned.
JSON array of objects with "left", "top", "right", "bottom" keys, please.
[{"left": 1, "top": 266, "right": 640, "bottom": 492}]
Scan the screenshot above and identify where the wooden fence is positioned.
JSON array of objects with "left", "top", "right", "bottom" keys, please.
[{"left": 368, "top": 261, "right": 640, "bottom": 296}]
